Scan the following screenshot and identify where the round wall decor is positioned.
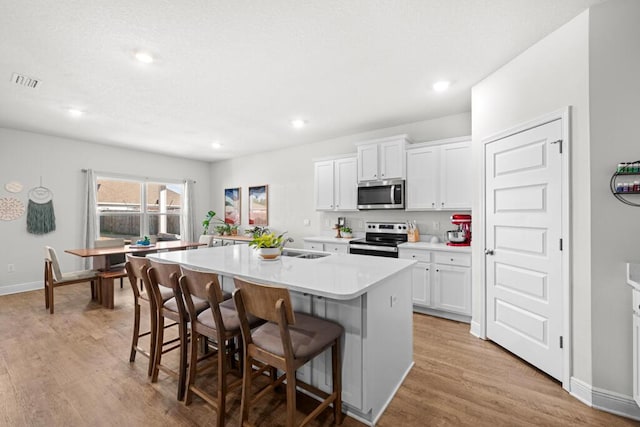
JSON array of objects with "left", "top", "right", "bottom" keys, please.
[{"left": 0, "top": 197, "right": 26, "bottom": 221}]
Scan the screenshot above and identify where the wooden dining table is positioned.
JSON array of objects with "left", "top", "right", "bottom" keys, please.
[{"left": 65, "top": 240, "right": 206, "bottom": 309}]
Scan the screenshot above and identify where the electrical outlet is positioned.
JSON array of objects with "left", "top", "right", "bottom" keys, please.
[
  {"left": 432, "top": 221, "right": 440, "bottom": 231},
  {"left": 7, "top": 264, "right": 15, "bottom": 273},
  {"left": 324, "top": 218, "right": 331, "bottom": 228},
  {"left": 303, "top": 219, "right": 310, "bottom": 226},
  {"left": 390, "top": 294, "right": 398, "bottom": 307},
  {"left": 357, "top": 220, "right": 364, "bottom": 230}
]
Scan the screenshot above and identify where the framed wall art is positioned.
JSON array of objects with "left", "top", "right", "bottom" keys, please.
[
  {"left": 224, "top": 187, "right": 241, "bottom": 224},
  {"left": 248, "top": 185, "right": 268, "bottom": 225}
]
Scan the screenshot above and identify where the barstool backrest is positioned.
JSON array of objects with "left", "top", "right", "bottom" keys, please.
[{"left": 233, "top": 277, "right": 295, "bottom": 325}]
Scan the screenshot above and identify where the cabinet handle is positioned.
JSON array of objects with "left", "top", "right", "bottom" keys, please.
[
  {"left": 336, "top": 204, "right": 339, "bottom": 208},
  {"left": 330, "top": 204, "right": 333, "bottom": 208},
  {"left": 412, "top": 255, "right": 416, "bottom": 258},
  {"left": 374, "top": 173, "right": 377, "bottom": 178},
  {"left": 441, "top": 202, "right": 444, "bottom": 206},
  {"left": 450, "top": 258, "right": 454, "bottom": 261},
  {"left": 431, "top": 202, "right": 435, "bottom": 207},
  {"left": 426, "top": 268, "right": 429, "bottom": 271},
  {"left": 436, "top": 269, "right": 439, "bottom": 272}
]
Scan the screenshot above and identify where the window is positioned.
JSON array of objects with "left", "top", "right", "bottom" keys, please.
[{"left": 96, "top": 175, "right": 183, "bottom": 240}]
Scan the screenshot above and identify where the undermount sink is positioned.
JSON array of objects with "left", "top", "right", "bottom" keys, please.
[{"left": 281, "top": 249, "right": 330, "bottom": 259}]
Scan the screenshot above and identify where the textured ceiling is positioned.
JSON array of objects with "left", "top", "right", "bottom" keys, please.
[{"left": 0, "top": 0, "right": 602, "bottom": 161}]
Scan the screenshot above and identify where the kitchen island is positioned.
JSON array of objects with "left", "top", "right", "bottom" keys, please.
[{"left": 148, "top": 244, "right": 415, "bottom": 425}]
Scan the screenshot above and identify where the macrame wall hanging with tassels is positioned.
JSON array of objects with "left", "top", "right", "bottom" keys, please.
[{"left": 27, "top": 177, "right": 56, "bottom": 234}]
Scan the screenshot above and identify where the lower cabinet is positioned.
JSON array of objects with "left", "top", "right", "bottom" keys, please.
[
  {"left": 399, "top": 247, "right": 471, "bottom": 321},
  {"left": 303, "top": 240, "right": 349, "bottom": 254}
]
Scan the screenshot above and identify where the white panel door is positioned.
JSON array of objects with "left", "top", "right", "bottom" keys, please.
[
  {"left": 485, "top": 119, "right": 563, "bottom": 381},
  {"left": 334, "top": 157, "right": 358, "bottom": 210},
  {"left": 314, "top": 160, "right": 334, "bottom": 210}
]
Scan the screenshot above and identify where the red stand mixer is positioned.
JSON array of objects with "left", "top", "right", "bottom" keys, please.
[{"left": 446, "top": 214, "right": 471, "bottom": 246}]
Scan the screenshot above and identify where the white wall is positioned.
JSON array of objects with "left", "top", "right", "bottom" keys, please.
[
  {"left": 471, "top": 11, "right": 592, "bottom": 383},
  {"left": 209, "top": 113, "right": 471, "bottom": 248},
  {"left": 588, "top": 0, "right": 640, "bottom": 394},
  {"left": 0, "top": 128, "right": 211, "bottom": 295}
]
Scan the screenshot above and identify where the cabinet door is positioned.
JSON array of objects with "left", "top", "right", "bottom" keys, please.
[
  {"left": 334, "top": 157, "right": 358, "bottom": 211},
  {"left": 411, "top": 263, "right": 432, "bottom": 307},
  {"left": 379, "top": 140, "right": 405, "bottom": 180},
  {"left": 311, "top": 296, "right": 363, "bottom": 410},
  {"left": 635, "top": 311, "right": 640, "bottom": 407},
  {"left": 324, "top": 243, "right": 348, "bottom": 254},
  {"left": 357, "top": 143, "right": 379, "bottom": 181},
  {"left": 303, "top": 242, "right": 324, "bottom": 251},
  {"left": 440, "top": 141, "right": 472, "bottom": 210},
  {"left": 433, "top": 264, "right": 471, "bottom": 315},
  {"left": 314, "top": 160, "right": 335, "bottom": 210},
  {"left": 406, "top": 147, "right": 439, "bottom": 210}
]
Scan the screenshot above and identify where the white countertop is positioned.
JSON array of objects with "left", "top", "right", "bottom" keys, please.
[
  {"left": 398, "top": 241, "right": 472, "bottom": 253},
  {"left": 147, "top": 245, "right": 415, "bottom": 300},
  {"left": 303, "top": 236, "right": 360, "bottom": 244},
  {"left": 627, "top": 263, "right": 640, "bottom": 291}
]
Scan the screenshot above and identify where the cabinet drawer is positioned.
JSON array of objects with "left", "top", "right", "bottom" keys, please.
[
  {"left": 324, "top": 243, "right": 348, "bottom": 254},
  {"left": 304, "top": 242, "right": 324, "bottom": 251},
  {"left": 399, "top": 249, "right": 431, "bottom": 263},
  {"left": 634, "top": 289, "right": 640, "bottom": 314},
  {"left": 434, "top": 252, "right": 471, "bottom": 267}
]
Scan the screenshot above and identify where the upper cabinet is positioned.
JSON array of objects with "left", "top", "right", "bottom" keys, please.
[
  {"left": 356, "top": 135, "right": 410, "bottom": 182},
  {"left": 314, "top": 156, "right": 358, "bottom": 211},
  {"left": 406, "top": 137, "right": 472, "bottom": 211}
]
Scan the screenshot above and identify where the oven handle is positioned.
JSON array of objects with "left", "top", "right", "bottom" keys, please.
[{"left": 349, "top": 244, "right": 398, "bottom": 253}]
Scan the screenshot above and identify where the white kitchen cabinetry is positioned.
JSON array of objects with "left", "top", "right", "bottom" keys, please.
[
  {"left": 303, "top": 239, "right": 349, "bottom": 254},
  {"left": 406, "top": 137, "right": 472, "bottom": 210},
  {"left": 356, "top": 135, "right": 409, "bottom": 182},
  {"left": 314, "top": 156, "right": 357, "bottom": 211},
  {"left": 399, "top": 246, "right": 471, "bottom": 322}
]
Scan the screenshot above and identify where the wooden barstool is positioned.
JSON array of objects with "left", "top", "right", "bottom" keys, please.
[
  {"left": 233, "top": 277, "right": 344, "bottom": 427},
  {"left": 147, "top": 260, "right": 208, "bottom": 401},
  {"left": 124, "top": 255, "right": 173, "bottom": 376},
  {"left": 179, "top": 267, "right": 262, "bottom": 425}
]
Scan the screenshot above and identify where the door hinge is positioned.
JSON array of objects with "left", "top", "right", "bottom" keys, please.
[
  {"left": 551, "top": 139, "right": 563, "bottom": 154},
  {"left": 559, "top": 238, "right": 563, "bottom": 251},
  {"left": 559, "top": 336, "right": 564, "bottom": 349}
]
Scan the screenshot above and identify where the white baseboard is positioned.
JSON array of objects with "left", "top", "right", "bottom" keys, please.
[
  {"left": 0, "top": 281, "right": 41, "bottom": 296},
  {"left": 570, "top": 376, "right": 640, "bottom": 421},
  {"left": 470, "top": 320, "right": 482, "bottom": 338}
]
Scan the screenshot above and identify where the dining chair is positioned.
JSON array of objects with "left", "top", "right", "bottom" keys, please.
[
  {"left": 198, "top": 234, "right": 215, "bottom": 248},
  {"left": 44, "top": 246, "right": 100, "bottom": 314},
  {"left": 233, "top": 277, "right": 344, "bottom": 427},
  {"left": 179, "top": 267, "right": 262, "bottom": 425},
  {"left": 147, "top": 259, "right": 208, "bottom": 401}
]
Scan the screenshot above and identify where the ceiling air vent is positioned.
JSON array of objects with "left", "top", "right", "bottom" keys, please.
[{"left": 11, "top": 72, "right": 41, "bottom": 89}]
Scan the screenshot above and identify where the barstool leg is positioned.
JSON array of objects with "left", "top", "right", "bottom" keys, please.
[
  {"left": 216, "top": 339, "right": 227, "bottom": 426},
  {"left": 333, "top": 338, "right": 343, "bottom": 425},
  {"left": 177, "top": 319, "right": 188, "bottom": 401},
  {"left": 286, "top": 368, "right": 297, "bottom": 427},
  {"left": 130, "top": 303, "right": 141, "bottom": 362},
  {"left": 240, "top": 354, "right": 253, "bottom": 425},
  {"left": 152, "top": 316, "right": 164, "bottom": 382},
  {"left": 148, "top": 306, "right": 158, "bottom": 377}
]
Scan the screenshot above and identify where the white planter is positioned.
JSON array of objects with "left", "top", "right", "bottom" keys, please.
[{"left": 256, "top": 247, "right": 281, "bottom": 260}]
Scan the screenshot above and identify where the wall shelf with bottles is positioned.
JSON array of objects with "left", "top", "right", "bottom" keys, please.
[{"left": 610, "top": 161, "right": 640, "bottom": 206}]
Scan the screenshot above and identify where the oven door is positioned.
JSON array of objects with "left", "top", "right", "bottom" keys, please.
[{"left": 349, "top": 243, "right": 399, "bottom": 258}]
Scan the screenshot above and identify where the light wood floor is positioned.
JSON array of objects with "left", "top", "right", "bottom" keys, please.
[{"left": 1, "top": 281, "right": 638, "bottom": 427}]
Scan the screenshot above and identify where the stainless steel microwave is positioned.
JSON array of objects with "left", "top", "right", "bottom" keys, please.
[{"left": 357, "top": 179, "right": 405, "bottom": 210}]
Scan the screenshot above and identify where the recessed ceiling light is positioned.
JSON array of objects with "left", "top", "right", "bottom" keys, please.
[
  {"left": 433, "top": 81, "right": 450, "bottom": 92},
  {"left": 212, "top": 142, "right": 222, "bottom": 149},
  {"left": 291, "top": 119, "right": 307, "bottom": 129},
  {"left": 68, "top": 108, "right": 84, "bottom": 117},
  {"left": 135, "top": 51, "right": 154, "bottom": 64}
]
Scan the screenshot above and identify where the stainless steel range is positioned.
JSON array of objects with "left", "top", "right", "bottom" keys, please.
[{"left": 349, "top": 222, "right": 408, "bottom": 258}]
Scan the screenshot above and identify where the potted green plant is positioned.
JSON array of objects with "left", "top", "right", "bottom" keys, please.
[
  {"left": 244, "top": 225, "right": 270, "bottom": 238},
  {"left": 202, "top": 210, "right": 225, "bottom": 235},
  {"left": 249, "top": 232, "right": 287, "bottom": 259},
  {"left": 340, "top": 226, "right": 353, "bottom": 238}
]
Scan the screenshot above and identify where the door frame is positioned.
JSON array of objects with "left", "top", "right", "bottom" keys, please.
[{"left": 478, "top": 107, "right": 572, "bottom": 391}]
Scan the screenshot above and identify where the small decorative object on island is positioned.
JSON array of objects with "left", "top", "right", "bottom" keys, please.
[
  {"left": 135, "top": 235, "right": 152, "bottom": 246},
  {"left": 249, "top": 232, "right": 293, "bottom": 260},
  {"left": 340, "top": 226, "right": 352, "bottom": 238}
]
